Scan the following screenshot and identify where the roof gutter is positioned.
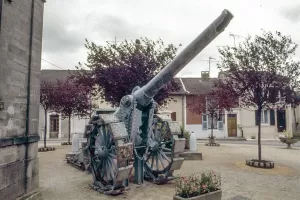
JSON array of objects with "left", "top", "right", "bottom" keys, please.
[
  {"left": 179, "top": 78, "right": 189, "bottom": 128},
  {"left": 179, "top": 78, "right": 189, "bottom": 94}
]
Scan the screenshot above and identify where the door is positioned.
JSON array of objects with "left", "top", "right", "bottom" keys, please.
[
  {"left": 227, "top": 114, "right": 237, "bottom": 137},
  {"left": 277, "top": 110, "right": 286, "bottom": 132},
  {"left": 50, "top": 115, "right": 59, "bottom": 138}
]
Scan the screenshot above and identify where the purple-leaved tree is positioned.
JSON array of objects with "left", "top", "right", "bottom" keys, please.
[
  {"left": 187, "top": 84, "right": 238, "bottom": 142},
  {"left": 40, "top": 79, "right": 57, "bottom": 148},
  {"left": 217, "top": 31, "right": 300, "bottom": 162},
  {"left": 52, "top": 78, "right": 92, "bottom": 143},
  {"left": 70, "top": 38, "right": 180, "bottom": 107}
]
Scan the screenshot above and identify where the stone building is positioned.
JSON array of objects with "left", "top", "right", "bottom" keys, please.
[{"left": 0, "top": 0, "right": 46, "bottom": 200}]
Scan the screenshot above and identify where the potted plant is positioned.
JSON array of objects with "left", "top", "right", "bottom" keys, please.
[
  {"left": 174, "top": 170, "right": 222, "bottom": 200},
  {"left": 181, "top": 126, "right": 191, "bottom": 149},
  {"left": 279, "top": 130, "right": 299, "bottom": 149}
]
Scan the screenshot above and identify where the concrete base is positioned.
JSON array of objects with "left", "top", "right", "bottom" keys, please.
[
  {"left": 17, "top": 190, "right": 43, "bottom": 200},
  {"left": 179, "top": 151, "right": 202, "bottom": 160}
]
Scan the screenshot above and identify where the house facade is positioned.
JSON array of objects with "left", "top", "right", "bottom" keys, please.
[
  {"left": 39, "top": 69, "right": 297, "bottom": 140},
  {"left": 161, "top": 73, "right": 297, "bottom": 140}
]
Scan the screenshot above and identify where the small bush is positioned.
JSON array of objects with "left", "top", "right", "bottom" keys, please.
[
  {"left": 180, "top": 126, "right": 190, "bottom": 140},
  {"left": 174, "top": 170, "right": 221, "bottom": 198}
]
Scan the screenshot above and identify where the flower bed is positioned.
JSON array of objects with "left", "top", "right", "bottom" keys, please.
[{"left": 174, "top": 171, "right": 221, "bottom": 200}]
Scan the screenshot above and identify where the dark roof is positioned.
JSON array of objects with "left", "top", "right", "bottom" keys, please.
[
  {"left": 41, "top": 69, "right": 76, "bottom": 82},
  {"left": 169, "top": 78, "right": 186, "bottom": 95},
  {"left": 41, "top": 69, "right": 216, "bottom": 96},
  {"left": 178, "top": 78, "right": 217, "bottom": 95}
]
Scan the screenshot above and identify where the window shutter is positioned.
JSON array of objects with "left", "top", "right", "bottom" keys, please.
[
  {"left": 255, "top": 110, "right": 259, "bottom": 126},
  {"left": 171, "top": 112, "right": 176, "bottom": 121},
  {"left": 202, "top": 115, "right": 208, "bottom": 130},
  {"left": 217, "top": 121, "right": 223, "bottom": 130},
  {"left": 270, "top": 109, "right": 275, "bottom": 125}
]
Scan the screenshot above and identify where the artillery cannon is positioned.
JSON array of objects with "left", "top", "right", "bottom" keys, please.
[{"left": 84, "top": 9, "right": 234, "bottom": 195}]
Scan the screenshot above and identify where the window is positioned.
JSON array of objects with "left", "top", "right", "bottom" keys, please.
[
  {"left": 255, "top": 110, "right": 271, "bottom": 125},
  {"left": 171, "top": 112, "right": 176, "bottom": 121},
  {"left": 202, "top": 114, "right": 223, "bottom": 130},
  {"left": 208, "top": 115, "right": 217, "bottom": 129},
  {"left": 261, "top": 110, "right": 269, "bottom": 124}
]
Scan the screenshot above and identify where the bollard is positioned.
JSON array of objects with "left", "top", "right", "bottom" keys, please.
[
  {"left": 189, "top": 132, "right": 197, "bottom": 152},
  {"left": 66, "top": 132, "right": 80, "bottom": 159},
  {"left": 72, "top": 132, "right": 80, "bottom": 152}
]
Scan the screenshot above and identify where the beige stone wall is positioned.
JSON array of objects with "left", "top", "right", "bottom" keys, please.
[
  {"left": 159, "top": 95, "right": 184, "bottom": 125},
  {"left": 0, "top": 1, "right": 45, "bottom": 199},
  {"left": 239, "top": 108, "right": 278, "bottom": 139}
]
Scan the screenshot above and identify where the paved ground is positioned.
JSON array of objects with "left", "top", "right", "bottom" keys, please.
[
  {"left": 38, "top": 143, "right": 300, "bottom": 200},
  {"left": 197, "top": 140, "right": 300, "bottom": 147},
  {"left": 39, "top": 139, "right": 300, "bottom": 147}
]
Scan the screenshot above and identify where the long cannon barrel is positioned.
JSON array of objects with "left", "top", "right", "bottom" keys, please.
[{"left": 133, "top": 9, "right": 234, "bottom": 106}]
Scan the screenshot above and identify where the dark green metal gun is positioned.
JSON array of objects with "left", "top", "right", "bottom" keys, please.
[{"left": 85, "top": 9, "right": 234, "bottom": 195}]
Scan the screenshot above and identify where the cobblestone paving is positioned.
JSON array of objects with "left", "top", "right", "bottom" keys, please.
[{"left": 38, "top": 144, "right": 300, "bottom": 200}]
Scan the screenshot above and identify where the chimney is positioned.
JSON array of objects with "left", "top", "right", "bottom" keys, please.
[{"left": 201, "top": 71, "right": 210, "bottom": 81}]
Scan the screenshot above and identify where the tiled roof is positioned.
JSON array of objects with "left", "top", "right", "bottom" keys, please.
[{"left": 41, "top": 70, "right": 216, "bottom": 96}]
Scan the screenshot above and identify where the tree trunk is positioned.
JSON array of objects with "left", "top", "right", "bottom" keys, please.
[
  {"left": 68, "top": 114, "right": 71, "bottom": 143},
  {"left": 44, "top": 109, "right": 47, "bottom": 148},
  {"left": 257, "top": 108, "right": 262, "bottom": 161},
  {"left": 211, "top": 114, "right": 214, "bottom": 138}
]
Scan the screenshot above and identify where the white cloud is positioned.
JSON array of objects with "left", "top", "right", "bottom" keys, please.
[{"left": 42, "top": 0, "right": 300, "bottom": 78}]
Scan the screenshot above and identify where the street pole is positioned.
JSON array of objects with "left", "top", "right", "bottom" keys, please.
[
  {"left": 106, "top": 36, "right": 123, "bottom": 46},
  {"left": 229, "top": 33, "right": 243, "bottom": 47}
]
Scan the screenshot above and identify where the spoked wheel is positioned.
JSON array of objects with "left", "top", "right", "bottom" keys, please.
[
  {"left": 87, "top": 125, "right": 128, "bottom": 194},
  {"left": 86, "top": 114, "right": 134, "bottom": 195},
  {"left": 91, "top": 126, "right": 118, "bottom": 185},
  {"left": 144, "top": 118, "right": 174, "bottom": 184}
]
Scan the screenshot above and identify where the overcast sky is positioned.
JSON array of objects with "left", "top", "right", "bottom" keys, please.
[{"left": 41, "top": 0, "right": 300, "bottom": 77}]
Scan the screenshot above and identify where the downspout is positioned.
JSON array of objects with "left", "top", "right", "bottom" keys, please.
[
  {"left": 239, "top": 97, "right": 243, "bottom": 138},
  {"left": 0, "top": 0, "right": 3, "bottom": 32},
  {"left": 179, "top": 78, "right": 189, "bottom": 128},
  {"left": 182, "top": 95, "right": 185, "bottom": 128},
  {"left": 24, "top": 0, "right": 35, "bottom": 193}
]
